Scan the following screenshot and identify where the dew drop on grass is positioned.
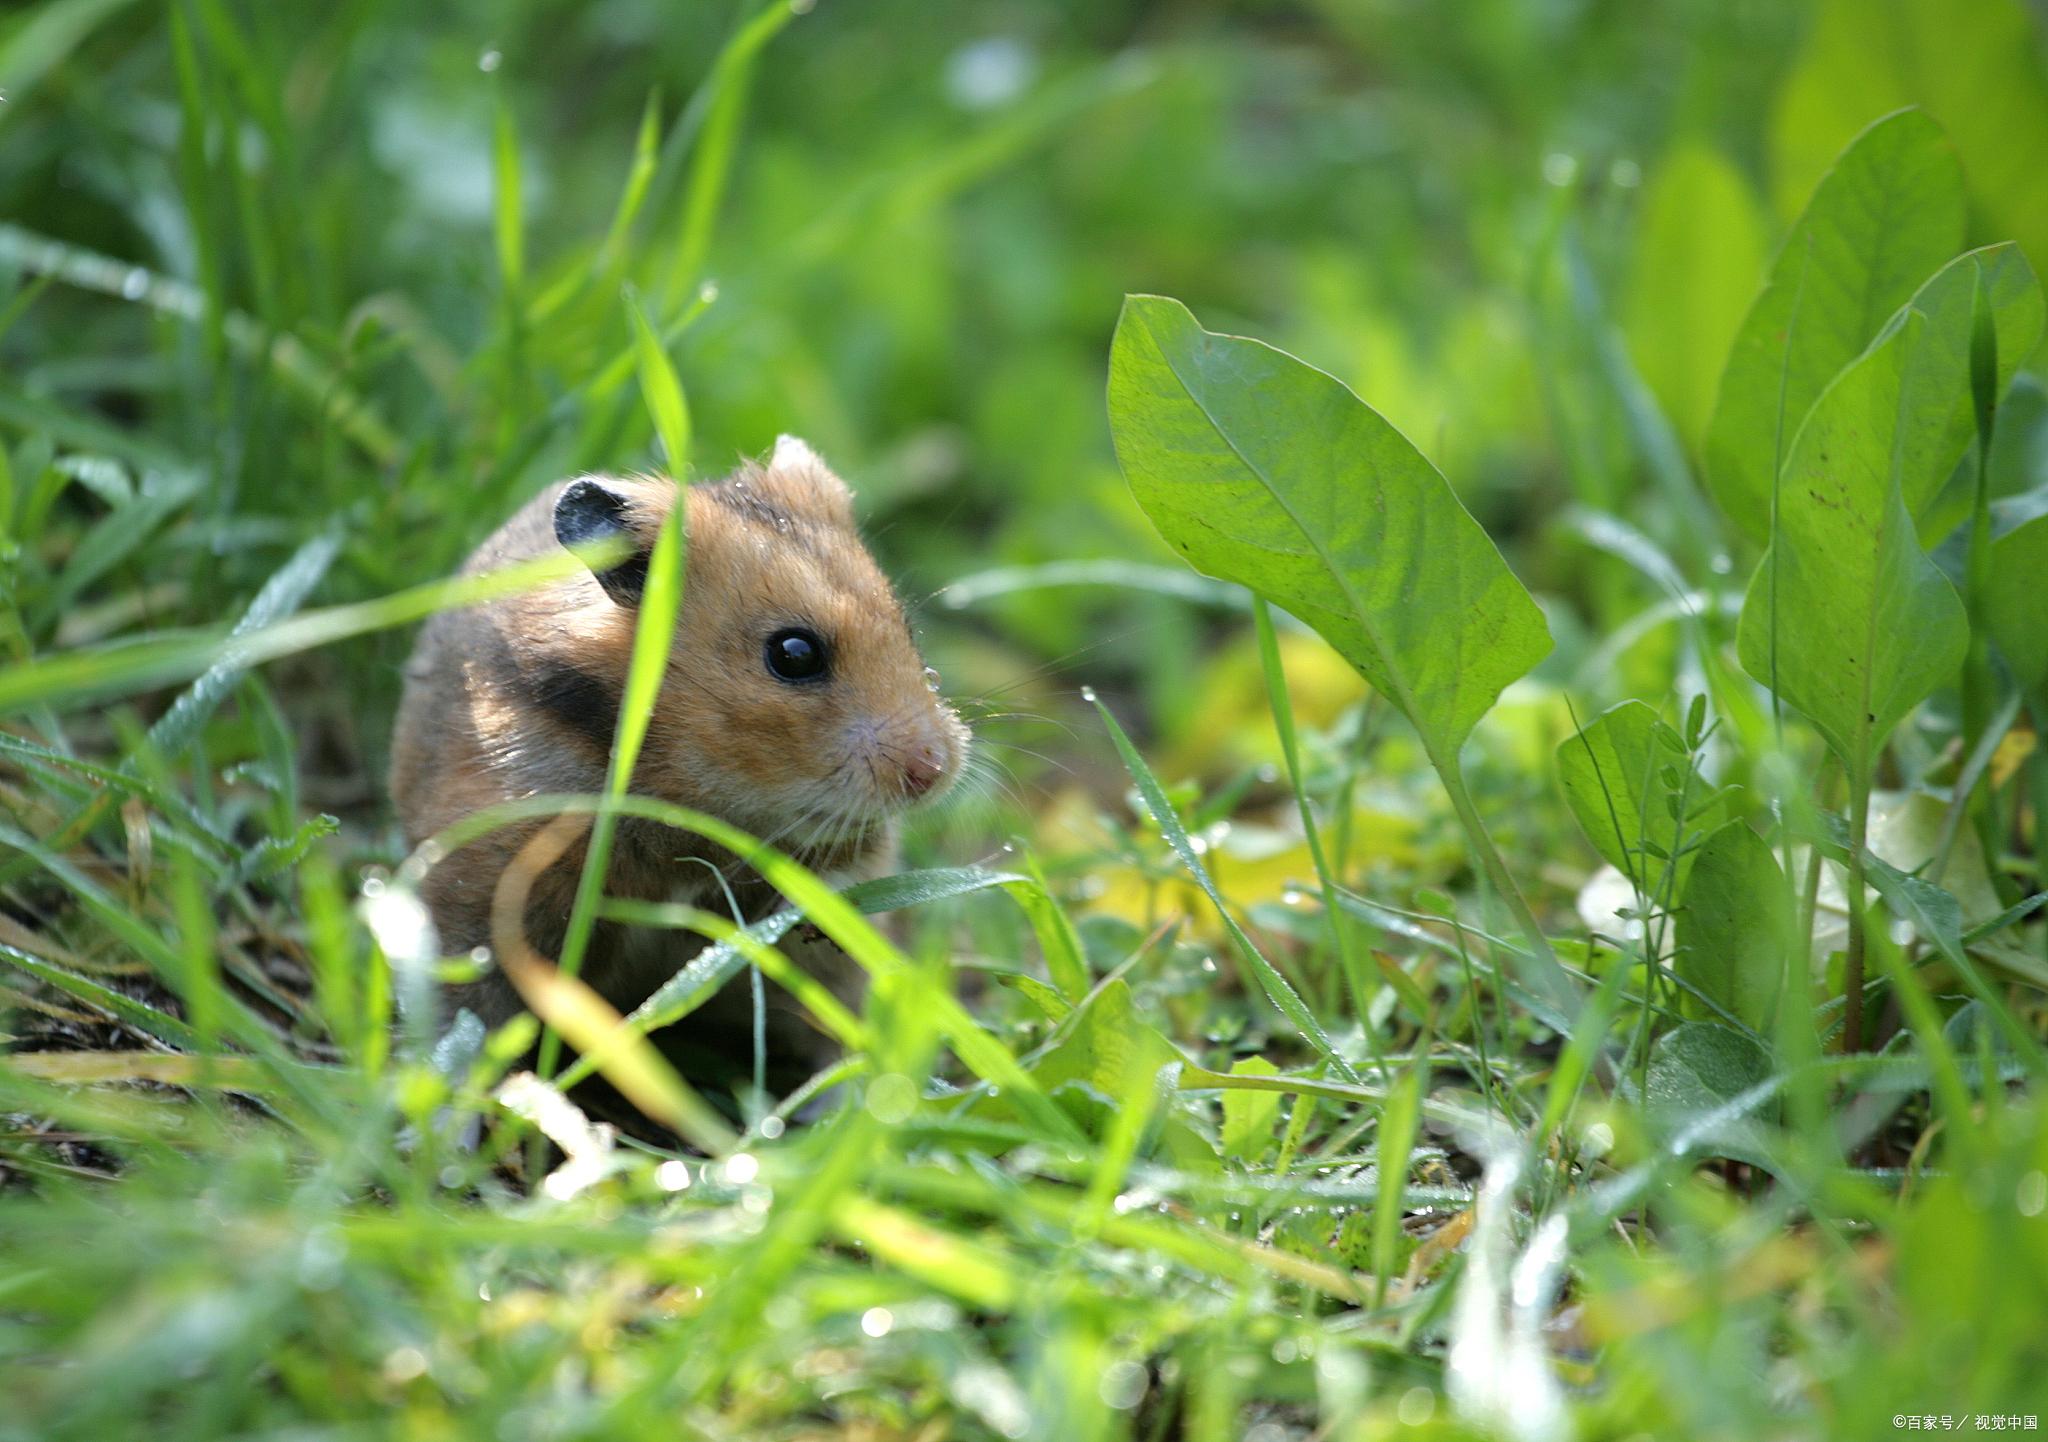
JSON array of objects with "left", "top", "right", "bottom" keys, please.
[
  {"left": 723, "top": 1152, "right": 759, "bottom": 1185},
  {"left": 860, "top": 1306, "right": 893, "bottom": 1338},
  {"left": 759, "top": 1115, "right": 785, "bottom": 1140},
  {"left": 477, "top": 48, "right": 501, "bottom": 72},
  {"left": 2018, "top": 1170, "right": 2047, "bottom": 1217},
  {"left": 655, "top": 1160, "right": 691, "bottom": 1191},
  {"left": 120, "top": 267, "right": 149, "bottom": 300}
]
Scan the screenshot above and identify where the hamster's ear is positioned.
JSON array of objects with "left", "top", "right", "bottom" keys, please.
[
  {"left": 553, "top": 477, "right": 650, "bottom": 607},
  {"left": 766, "top": 433, "right": 854, "bottom": 523},
  {"left": 771, "top": 433, "right": 824, "bottom": 471}
]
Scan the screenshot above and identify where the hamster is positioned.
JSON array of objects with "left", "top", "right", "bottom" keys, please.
[{"left": 388, "top": 435, "right": 969, "bottom": 1089}]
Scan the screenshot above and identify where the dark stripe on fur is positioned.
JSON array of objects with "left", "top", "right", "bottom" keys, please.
[
  {"left": 705, "top": 480, "right": 821, "bottom": 551},
  {"left": 528, "top": 661, "right": 620, "bottom": 753}
]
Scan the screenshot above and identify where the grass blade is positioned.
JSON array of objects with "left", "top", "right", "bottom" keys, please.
[{"left": 1087, "top": 689, "right": 1360, "bottom": 1084}]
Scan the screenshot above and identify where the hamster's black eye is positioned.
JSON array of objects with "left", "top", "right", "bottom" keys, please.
[{"left": 765, "top": 628, "right": 829, "bottom": 683}]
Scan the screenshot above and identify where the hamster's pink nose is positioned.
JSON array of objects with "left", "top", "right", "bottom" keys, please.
[{"left": 901, "top": 744, "right": 947, "bottom": 799}]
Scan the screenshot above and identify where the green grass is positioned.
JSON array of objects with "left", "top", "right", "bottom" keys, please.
[{"left": 5, "top": 2, "right": 2048, "bottom": 1438}]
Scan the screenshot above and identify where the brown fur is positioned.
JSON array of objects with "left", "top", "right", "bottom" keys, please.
[{"left": 389, "top": 439, "right": 968, "bottom": 1089}]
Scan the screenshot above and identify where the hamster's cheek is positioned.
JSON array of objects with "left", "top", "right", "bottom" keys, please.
[{"left": 713, "top": 693, "right": 839, "bottom": 788}]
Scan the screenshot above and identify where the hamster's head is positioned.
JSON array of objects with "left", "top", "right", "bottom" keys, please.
[{"left": 550, "top": 436, "right": 969, "bottom": 858}]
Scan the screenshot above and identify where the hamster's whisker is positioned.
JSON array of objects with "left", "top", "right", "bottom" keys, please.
[
  {"left": 970, "top": 737, "right": 1075, "bottom": 778},
  {"left": 948, "top": 750, "right": 1033, "bottom": 818},
  {"left": 969, "top": 624, "right": 1166, "bottom": 702},
  {"left": 952, "top": 706, "right": 1079, "bottom": 740},
  {"left": 748, "top": 782, "right": 849, "bottom": 864},
  {"left": 954, "top": 703, "right": 1060, "bottom": 724}
]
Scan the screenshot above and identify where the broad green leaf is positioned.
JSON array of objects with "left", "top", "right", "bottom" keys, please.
[
  {"left": 1888, "top": 244, "right": 2045, "bottom": 539},
  {"left": 1555, "top": 699, "right": 1720, "bottom": 889},
  {"left": 1987, "top": 506, "right": 2048, "bottom": 691},
  {"left": 1023, "top": 977, "right": 1173, "bottom": 1100},
  {"left": 1003, "top": 852, "right": 1090, "bottom": 1002},
  {"left": 1706, "top": 110, "right": 1964, "bottom": 545},
  {"left": 1106, "top": 294, "right": 1550, "bottom": 760},
  {"left": 1640, "top": 1022, "right": 1778, "bottom": 1170},
  {"left": 998, "top": 972, "right": 1073, "bottom": 1023},
  {"left": 1220, "top": 1055, "right": 1282, "bottom": 1162},
  {"left": 1736, "top": 312, "right": 1970, "bottom": 789},
  {"left": 1676, "top": 822, "right": 1791, "bottom": 1035},
  {"left": 1624, "top": 142, "right": 1767, "bottom": 452}
]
